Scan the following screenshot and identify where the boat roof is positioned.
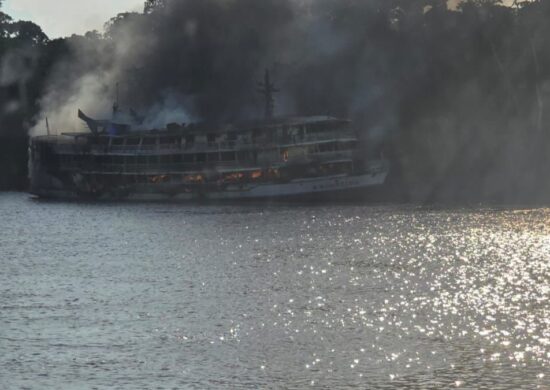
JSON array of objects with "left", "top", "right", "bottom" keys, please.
[{"left": 48, "top": 115, "right": 350, "bottom": 139}]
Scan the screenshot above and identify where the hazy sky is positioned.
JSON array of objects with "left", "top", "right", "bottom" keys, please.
[
  {"left": 3, "top": 0, "right": 144, "bottom": 38},
  {"left": 3, "top": 0, "right": 515, "bottom": 39}
]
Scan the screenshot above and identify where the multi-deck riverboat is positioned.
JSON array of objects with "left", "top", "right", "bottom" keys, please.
[
  {"left": 29, "top": 74, "right": 389, "bottom": 201},
  {"left": 29, "top": 114, "right": 388, "bottom": 201}
]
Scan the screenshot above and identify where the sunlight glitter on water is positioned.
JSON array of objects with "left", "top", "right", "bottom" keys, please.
[
  {"left": 248, "top": 207, "right": 550, "bottom": 387},
  {"left": 0, "top": 194, "right": 549, "bottom": 389}
]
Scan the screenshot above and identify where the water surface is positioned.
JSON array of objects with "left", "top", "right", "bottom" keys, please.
[{"left": 1, "top": 193, "right": 548, "bottom": 389}]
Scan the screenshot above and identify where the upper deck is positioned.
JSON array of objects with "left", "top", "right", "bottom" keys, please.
[{"left": 31, "top": 116, "right": 358, "bottom": 156}]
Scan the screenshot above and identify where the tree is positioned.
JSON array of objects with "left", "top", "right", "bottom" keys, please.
[
  {"left": 104, "top": 12, "right": 142, "bottom": 39},
  {"left": 9, "top": 20, "right": 48, "bottom": 45},
  {"left": 0, "top": 1, "right": 11, "bottom": 39},
  {"left": 144, "top": 0, "right": 166, "bottom": 14}
]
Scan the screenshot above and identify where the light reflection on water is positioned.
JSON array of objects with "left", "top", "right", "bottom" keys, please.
[{"left": 0, "top": 193, "right": 548, "bottom": 389}]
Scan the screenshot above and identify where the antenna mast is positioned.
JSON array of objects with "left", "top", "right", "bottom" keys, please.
[
  {"left": 257, "top": 69, "right": 279, "bottom": 120},
  {"left": 112, "top": 82, "right": 120, "bottom": 118}
]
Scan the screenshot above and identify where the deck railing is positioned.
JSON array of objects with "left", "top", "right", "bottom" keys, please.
[
  {"left": 43, "top": 132, "right": 358, "bottom": 155},
  {"left": 59, "top": 161, "right": 258, "bottom": 174}
]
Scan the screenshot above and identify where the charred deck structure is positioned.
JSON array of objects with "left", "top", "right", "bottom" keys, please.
[{"left": 29, "top": 116, "right": 387, "bottom": 201}]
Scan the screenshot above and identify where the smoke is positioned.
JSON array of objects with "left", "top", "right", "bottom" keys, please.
[
  {"left": 0, "top": 45, "right": 38, "bottom": 118},
  {"left": 28, "top": 0, "right": 550, "bottom": 202},
  {"left": 137, "top": 91, "right": 193, "bottom": 130},
  {"left": 31, "top": 0, "right": 398, "bottom": 137}
]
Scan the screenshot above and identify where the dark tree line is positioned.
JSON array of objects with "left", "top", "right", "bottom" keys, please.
[
  {"left": 1, "top": 0, "right": 550, "bottom": 202},
  {"left": 0, "top": 0, "right": 55, "bottom": 189}
]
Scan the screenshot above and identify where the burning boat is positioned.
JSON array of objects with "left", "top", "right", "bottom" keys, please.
[{"left": 29, "top": 73, "right": 389, "bottom": 201}]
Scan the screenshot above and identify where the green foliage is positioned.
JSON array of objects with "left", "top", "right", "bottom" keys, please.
[{"left": 0, "top": 7, "right": 51, "bottom": 190}]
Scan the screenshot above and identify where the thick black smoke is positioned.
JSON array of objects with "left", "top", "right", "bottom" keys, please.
[
  {"left": 33, "top": 0, "right": 402, "bottom": 135},
  {"left": 31, "top": 0, "right": 550, "bottom": 202}
]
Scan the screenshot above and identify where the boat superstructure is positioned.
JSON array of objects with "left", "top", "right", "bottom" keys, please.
[{"left": 30, "top": 115, "right": 388, "bottom": 201}]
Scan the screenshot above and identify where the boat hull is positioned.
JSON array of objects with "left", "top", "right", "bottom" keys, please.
[{"left": 30, "top": 171, "right": 388, "bottom": 202}]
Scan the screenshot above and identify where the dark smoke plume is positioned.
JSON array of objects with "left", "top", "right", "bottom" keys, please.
[
  {"left": 30, "top": 0, "right": 550, "bottom": 202},
  {"left": 32, "top": 0, "right": 401, "bottom": 136}
]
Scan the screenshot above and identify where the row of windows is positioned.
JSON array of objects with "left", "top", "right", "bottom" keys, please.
[
  {"left": 88, "top": 169, "right": 275, "bottom": 186},
  {"left": 91, "top": 123, "right": 350, "bottom": 147},
  {"left": 55, "top": 142, "right": 354, "bottom": 167},
  {"left": 280, "top": 141, "right": 356, "bottom": 155},
  {"left": 103, "top": 134, "right": 233, "bottom": 147},
  {"left": 59, "top": 151, "right": 257, "bottom": 165}
]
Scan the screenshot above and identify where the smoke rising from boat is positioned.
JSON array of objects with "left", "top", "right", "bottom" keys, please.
[
  {"left": 30, "top": 0, "right": 393, "bottom": 137},
  {"left": 28, "top": 0, "right": 550, "bottom": 202}
]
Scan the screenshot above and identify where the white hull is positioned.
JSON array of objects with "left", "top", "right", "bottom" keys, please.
[{"left": 31, "top": 171, "right": 388, "bottom": 201}]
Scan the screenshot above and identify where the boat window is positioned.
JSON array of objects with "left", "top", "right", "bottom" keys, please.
[
  {"left": 59, "top": 155, "right": 70, "bottom": 164},
  {"left": 142, "top": 137, "right": 157, "bottom": 145},
  {"left": 148, "top": 155, "right": 159, "bottom": 165},
  {"left": 298, "top": 127, "right": 305, "bottom": 140},
  {"left": 208, "top": 153, "right": 220, "bottom": 162},
  {"left": 281, "top": 126, "right": 290, "bottom": 142},
  {"left": 321, "top": 161, "right": 352, "bottom": 175},
  {"left": 173, "top": 155, "right": 182, "bottom": 163},
  {"left": 96, "top": 136, "right": 110, "bottom": 146},
  {"left": 221, "top": 152, "right": 236, "bottom": 161},
  {"left": 72, "top": 155, "right": 83, "bottom": 164},
  {"left": 98, "top": 156, "right": 107, "bottom": 164},
  {"left": 196, "top": 153, "right": 206, "bottom": 163},
  {"left": 237, "top": 151, "right": 248, "bottom": 161},
  {"left": 136, "top": 155, "right": 148, "bottom": 165},
  {"left": 112, "top": 156, "right": 124, "bottom": 164},
  {"left": 185, "top": 135, "right": 195, "bottom": 146},
  {"left": 111, "top": 138, "right": 125, "bottom": 146},
  {"left": 159, "top": 155, "right": 172, "bottom": 164},
  {"left": 127, "top": 137, "right": 140, "bottom": 146},
  {"left": 183, "top": 154, "right": 194, "bottom": 163},
  {"left": 318, "top": 142, "right": 335, "bottom": 153},
  {"left": 308, "top": 144, "right": 320, "bottom": 154},
  {"left": 337, "top": 141, "right": 356, "bottom": 150},
  {"left": 207, "top": 134, "right": 217, "bottom": 144}
]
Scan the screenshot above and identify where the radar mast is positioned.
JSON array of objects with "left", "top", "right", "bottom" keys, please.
[{"left": 257, "top": 69, "right": 279, "bottom": 120}]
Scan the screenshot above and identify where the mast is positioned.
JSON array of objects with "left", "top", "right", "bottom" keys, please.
[
  {"left": 257, "top": 69, "right": 279, "bottom": 120},
  {"left": 112, "top": 82, "right": 120, "bottom": 118}
]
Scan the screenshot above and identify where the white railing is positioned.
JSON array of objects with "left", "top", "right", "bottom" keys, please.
[
  {"left": 60, "top": 161, "right": 253, "bottom": 174},
  {"left": 281, "top": 132, "right": 356, "bottom": 145},
  {"left": 46, "top": 132, "right": 357, "bottom": 155}
]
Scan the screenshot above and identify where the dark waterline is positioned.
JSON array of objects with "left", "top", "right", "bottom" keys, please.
[{"left": 1, "top": 192, "right": 548, "bottom": 389}]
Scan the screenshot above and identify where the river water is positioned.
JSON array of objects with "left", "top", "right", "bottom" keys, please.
[{"left": 0, "top": 192, "right": 548, "bottom": 389}]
